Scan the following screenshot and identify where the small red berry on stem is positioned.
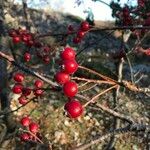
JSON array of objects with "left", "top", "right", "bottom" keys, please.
[
  {"left": 43, "top": 46, "right": 50, "bottom": 52},
  {"left": 80, "top": 21, "right": 90, "bottom": 31},
  {"left": 55, "top": 71, "right": 70, "bottom": 85},
  {"left": 68, "top": 24, "right": 74, "bottom": 31},
  {"left": 29, "top": 122, "right": 39, "bottom": 133},
  {"left": 18, "top": 96, "right": 28, "bottom": 105},
  {"left": 20, "top": 133, "right": 29, "bottom": 141},
  {"left": 12, "top": 84, "right": 23, "bottom": 94},
  {"left": 77, "top": 30, "right": 85, "bottom": 38},
  {"left": 63, "top": 81, "right": 78, "bottom": 97},
  {"left": 22, "top": 87, "right": 32, "bottom": 96},
  {"left": 64, "top": 99, "right": 83, "bottom": 118},
  {"left": 26, "top": 40, "right": 34, "bottom": 47},
  {"left": 73, "top": 37, "right": 81, "bottom": 44},
  {"left": 24, "top": 52, "right": 31, "bottom": 62},
  {"left": 14, "top": 73, "right": 24, "bottom": 82},
  {"left": 61, "top": 47, "right": 76, "bottom": 60},
  {"left": 13, "top": 36, "right": 21, "bottom": 44},
  {"left": 21, "top": 116, "right": 30, "bottom": 127},
  {"left": 34, "top": 80, "right": 43, "bottom": 88},
  {"left": 34, "top": 89, "right": 44, "bottom": 97},
  {"left": 43, "top": 55, "right": 50, "bottom": 64},
  {"left": 62, "top": 60, "right": 78, "bottom": 74}
]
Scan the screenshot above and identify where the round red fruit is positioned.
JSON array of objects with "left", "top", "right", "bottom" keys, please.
[
  {"left": 22, "top": 35, "right": 28, "bottom": 42},
  {"left": 55, "top": 71, "right": 70, "bottom": 85},
  {"left": 61, "top": 47, "right": 76, "bottom": 60},
  {"left": 26, "top": 40, "right": 34, "bottom": 47},
  {"left": 20, "top": 133, "right": 29, "bottom": 141},
  {"left": 34, "top": 80, "right": 43, "bottom": 88},
  {"left": 43, "top": 46, "right": 50, "bottom": 52},
  {"left": 12, "top": 84, "right": 23, "bottom": 94},
  {"left": 29, "top": 122, "right": 39, "bottom": 133},
  {"left": 18, "top": 96, "right": 27, "bottom": 105},
  {"left": 13, "top": 36, "right": 21, "bottom": 44},
  {"left": 73, "top": 37, "right": 81, "bottom": 44},
  {"left": 77, "top": 30, "right": 85, "bottom": 38},
  {"left": 24, "top": 52, "right": 31, "bottom": 62},
  {"left": 80, "top": 21, "right": 89, "bottom": 31},
  {"left": 62, "top": 60, "right": 78, "bottom": 74},
  {"left": 63, "top": 81, "right": 78, "bottom": 97},
  {"left": 22, "top": 87, "right": 31, "bottom": 96},
  {"left": 68, "top": 24, "right": 74, "bottom": 31},
  {"left": 14, "top": 73, "right": 24, "bottom": 82},
  {"left": 34, "top": 89, "right": 44, "bottom": 96},
  {"left": 43, "top": 55, "right": 50, "bottom": 64},
  {"left": 21, "top": 116, "right": 30, "bottom": 127},
  {"left": 64, "top": 99, "right": 83, "bottom": 118}
]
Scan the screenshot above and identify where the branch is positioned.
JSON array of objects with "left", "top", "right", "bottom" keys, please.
[
  {"left": 0, "top": 51, "right": 58, "bottom": 87},
  {"left": 83, "top": 85, "right": 118, "bottom": 107},
  {"left": 73, "top": 124, "right": 150, "bottom": 150},
  {"left": 76, "top": 94, "right": 134, "bottom": 124}
]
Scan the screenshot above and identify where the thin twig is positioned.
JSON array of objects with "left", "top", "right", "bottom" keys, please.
[
  {"left": 83, "top": 85, "right": 118, "bottom": 107},
  {"left": 72, "top": 77, "right": 116, "bottom": 85}
]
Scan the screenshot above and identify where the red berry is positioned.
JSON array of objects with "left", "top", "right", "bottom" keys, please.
[
  {"left": 61, "top": 47, "right": 76, "bottom": 60},
  {"left": 22, "top": 87, "right": 31, "bottom": 96},
  {"left": 13, "top": 36, "right": 21, "bottom": 44},
  {"left": 14, "top": 73, "right": 24, "bottom": 82},
  {"left": 80, "top": 21, "right": 89, "bottom": 31},
  {"left": 24, "top": 52, "right": 31, "bottom": 62},
  {"left": 63, "top": 81, "right": 78, "bottom": 97},
  {"left": 18, "top": 96, "right": 27, "bottom": 105},
  {"left": 12, "top": 84, "right": 23, "bottom": 94},
  {"left": 34, "top": 89, "right": 44, "bottom": 96},
  {"left": 43, "top": 46, "right": 50, "bottom": 52},
  {"left": 43, "top": 55, "right": 50, "bottom": 64},
  {"left": 55, "top": 71, "right": 70, "bottom": 85},
  {"left": 20, "top": 133, "right": 29, "bottom": 141},
  {"left": 34, "top": 80, "right": 43, "bottom": 88},
  {"left": 62, "top": 60, "right": 78, "bottom": 74},
  {"left": 64, "top": 99, "right": 83, "bottom": 118},
  {"left": 73, "top": 37, "right": 81, "bottom": 44},
  {"left": 20, "top": 117, "right": 30, "bottom": 127},
  {"left": 68, "top": 24, "right": 74, "bottom": 31},
  {"left": 22, "top": 35, "right": 29, "bottom": 42},
  {"left": 29, "top": 123, "right": 39, "bottom": 133},
  {"left": 26, "top": 40, "right": 34, "bottom": 47},
  {"left": 77, "top": 30, "right": 85, "bottom": 38}
]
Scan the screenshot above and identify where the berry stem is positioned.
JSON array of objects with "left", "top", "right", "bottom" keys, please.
[
  {"left": 72, "top": 77, "right": 116, "bottom": 85},
  {"left": 83, "top": 85, "right": 118, "bottom": 108},
  {"left": 78, "top": 65, "right": 117, "bottom": 83},
  {"left": 20, "top": 129, "right": 43, "bottom": 144}
]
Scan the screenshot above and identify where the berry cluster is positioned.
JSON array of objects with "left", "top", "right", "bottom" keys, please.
[
  {"left": 8, "top": 28, "right": 52, "bottom": 64},
  {"left": 20, "top": 116, "right": 41, "bottom": 142},
  {"left": 73, "top": 21, "right": 90, "bottom": 44},
  {"left": 9, "top": 28, "right": 34, "bottom": 46},
  {"left": 12, "top": 72, "right": 44, "bottom": 105},
  {"left": 55, "top": 47, "right": 83, "bottom": 118},
  {"left": 67, "top": 21, "right": 90, "bottom": 44}
]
